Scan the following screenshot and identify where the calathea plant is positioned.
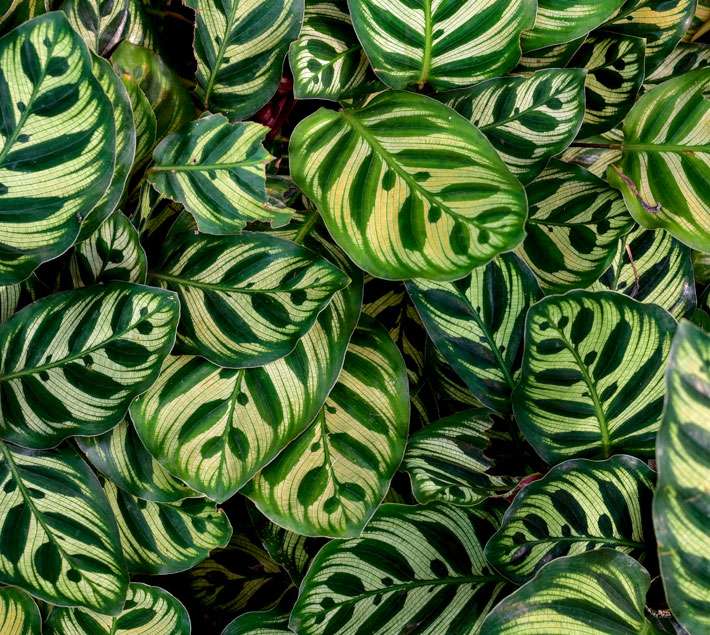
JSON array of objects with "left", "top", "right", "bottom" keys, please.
[{"left": 0, "top": 0, "right": 708, "bottom": 633}]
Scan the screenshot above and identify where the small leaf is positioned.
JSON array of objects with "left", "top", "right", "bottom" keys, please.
[{"left": 0, "top": 587, "right": 41, "bottom": 635}]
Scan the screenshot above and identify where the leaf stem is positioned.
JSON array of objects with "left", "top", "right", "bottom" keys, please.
[
  {"left": 417, "top": 1, "right": 433, "bottom": 88},
  {"left": 293, "top": 209, "right": 320, "bottom": 244},
  {"left": 569, "top": 142, "right": 622, "bottom": 150}
]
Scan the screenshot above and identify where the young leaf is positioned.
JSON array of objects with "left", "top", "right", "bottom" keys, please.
[
  {"left": 290, "top": 91, "right": 527, "bottom": 280},
  {"left": 485, "top": 455, "right": 655, "bottom": 583},
  {"left": 121, "top": 74, "right": 156, "bottom": 170},
  {"left": 444, "top": 69, "right": 587, "bottom": 184},
  {"left": 0, "top": 282, "right": 178, "bottom": 448},
  {"left": 246, "top": 315, "right": 410, "bottom": 538},
  {"left": 0, "top": 11, "right": 115, "bottom": 284},
  {"left": 0, "top": 441, "right": 127, "bottom": 614},
  {"left": 0, "top": 587, "right": 41, "bottom": 635},
  {"left": 513, "top": 290, "right": 676, "bottom": 462},
  {"left": 187, "top": 0, "right": 304, "bottom": 120},
  {"left": 347, "top": 0, "right": 536, "bottom": 90},
  {"left": 654, "top": 320, "right": 710, "bottom": 634}
]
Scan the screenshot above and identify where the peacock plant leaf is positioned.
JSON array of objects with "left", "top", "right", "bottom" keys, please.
[
  {"left": 120, "top": 73, "right": 156, "bottom": 170},
  {"left": 644, "top": 42, "right": 710, "bottom": 85},
  {"left": 223, "top": 608, "right": 290, "bottom": 635},
  {"left": 0, "top": 586, "right": 41, "bottom": 635},
  {"left": 516, "top": 37, "right": 586, "bottom": 72}
]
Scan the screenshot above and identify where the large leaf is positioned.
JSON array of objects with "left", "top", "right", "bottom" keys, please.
[
  {"left": 45, "top": 582, "right": 190, "bottom": 634},
  {"left": 486, "top": 455, "right": 655, "bottom": 583},
  {"left": 479, "top": 550, "right": 657, "bottom": 634},
  {"left": 0, "top": 282, "right": 178, "bottom": 448},
  {"left": 518, "top": 159, "right": 634, "bottom": 293},
  {"left": 105, "top": 481, "right": 232, "bottom": 575},
  {"left": 403, "top": 409, "right": 516, "bottom": 506},
  {"left": 607, "top": 70, "right": 710, "bottom": 252},
  {"left": 569, "top": 33, "right": 645, "bottom": 137},
  {"left": 444, "top": 69, "right": 586, "bottom": 184},
  {"left": 291, "top": 502, "right": 508, "bottom": 634},
  {"left": 347, "top": 0, "right": 535, "bottom": 90},
  {"left": 77, "top": 419, "right": 197, "bottom": 503},
  {"left": 513, "top": 290, "right": 676, "bottom": 463},
  {"left": 151, "top": 214, "right": 348, "bottom": 368},
  {"left": 187, "top": 0, "right": 304, "bottom": 120},
  {"left": 131, "top": 270, "right": 362, "bottom": 502},
  {"left": 0, "top": 587, "right": 41, "bottom": 635},
  {"left": 0, "top": 441, "right": 127, "bottom": 613},
  {"left": 290, "top": 90, "right": 527, "bottom": 280},
  {"left": 246, "top": 315, "right": 409, "bottom": 538},
  {"left": 654, "top": 320, "right": 710, "bottom": 634},
  {"left": 289, "top": 0, "right": 380, "bottom": 101},
  {"left": 521, "top": 0, "right": 624, "bottom": 52},
  {"left": 407, "top": 253, "right": 540, "bottom": 414},
  {"left": 148, "top": 114, "right": 285, "bottom": 235},
  {"left": 0, "top": 11, "right": 115, "bottom": 284}
]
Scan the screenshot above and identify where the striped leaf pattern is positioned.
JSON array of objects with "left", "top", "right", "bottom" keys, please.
[
  {"left": 654, "top": 320, "right": 710, "bottom": 634},
  {"left": 291, "top": 503, "right": 508, "bottom": 634},
  {"left": 0, "top": 278, "right": 36, "bottom": 323},
  {"left": 78, "top": 419, "right": 197, "bottom": 503},
  {"left": 348, "top": 0, "right": 536, "bottom": 90},
  {"left": 645, "top": 42, "right": 710, "bottom": 85},
  {"left": 247, "top": 316, "right": 410, "bottom": 538},
  {"left": 595, "top": 227, "right": 696, "bottom": 319},
  {"left": 0, "top": 587, "right": 41, "bottom": 635},
  {"left": 561, "top": 128, "right": 624, "bottom": 178},
  {"left": 444, "top": 69, "right": 586, "bottom": 184},
  {"left": 516, "top": 37, "right": 585, "bottom": 72},
  {"left": 0, "top": 12, "right": 115, "bottom": 284},
  {"left": 569, "top": 34, "right": 646, "bottom": 137},
  {"left": 403, "top": 409, "right": 516, "bottom": 506},
  {"left": 289, "top": 0, "right": 380, "bottom": 101},
  {"left": 46, "top": 582, "right": 191, "bottom": 635},
  {"left": 223, "top": 608, "right": 290, "bottom": 635},
  {"left": 120, "top": 74, "right": 155, "bottom": 170},
  {"left": 518, "top": 160, "right": 634, "bottom": 293},
  {"left": 70, "top": 212, "right": 147, "bottom": 287},
  {"left": 152, "top": 215, "right": 349, "bottom": 368},
  {"left": 130, "top": 277, "right": 362, "bottom": 502},
  {"left": 479, "top": 550, "right": 656, "bottom": 634},
  {"left": 0, "top": 282, "right": 178, "bottom": 448},
  {"left": 0, "top": 442, "right": 127, "bottom": 613},
  {"left": 149, "top": 115, "right": 281, "bottom": 235},
  {"left": 521, "top": 0, "right": 624, "bottom": 52},
  {"left": 407, "top": 253, "right": 540, "bottom": 414},
  {"left": 607, "top": 69, "right": 710, "bottom": 252},
  {"left": 188, "top": 0, "right": 304, "bottom": 120},
  {"left": 485, "top": 455, "right": 655, "bottom": 583},
  {"left": 513, "top": 290, "right": 676, "bottom": 463},
  {"left": 290, "top": 90, "right": 527, "bottom": 280},
  {"left": 105, "top": 482, "right": 232, "bottom": 575}
]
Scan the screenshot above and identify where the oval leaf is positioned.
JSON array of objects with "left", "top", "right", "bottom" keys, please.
[{"left": 0, "top": 587, "right": 41, "bottom": 635}]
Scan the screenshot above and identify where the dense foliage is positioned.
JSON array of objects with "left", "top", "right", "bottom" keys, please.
[{"left": 0, "top": 0, "right": 708, "bottom": 633}]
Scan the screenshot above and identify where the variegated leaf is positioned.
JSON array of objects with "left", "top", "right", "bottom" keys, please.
[
  {"left": 120, "top": 74, "right": 155, "bottom": 171},
  {"left": 223, "top": 608, "right": 290, "bottom": 635},
  {"left": 516, "top": 37, "right": 585, "bottom": 72},
  {"left": 644, "top": 42, "right": 710, "bottom": 85},
  {"left": 0, "top": 587, "right": 40, "bottom": 635},
  {"left": 560, "top": 128, "right": 624, "bottom": 178}
]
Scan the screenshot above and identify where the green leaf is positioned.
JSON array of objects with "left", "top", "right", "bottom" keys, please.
[
  {"left": 561, "top": 128, "right": 624, "bottom": 178},
  {"left": 654, "top": 320, "right": 710, "bottom": 634},
  {"left": 569, "top": 34, "right": 645, "bottom": 137},
  {"left": 247, "top": 315, "right": 409, "bottom": 537},
  {"left": 407, "top": 253, "right": 540, "bottom": 414},
  {"left": 70, "top": 212, "right": 146, "bottom": 286},
  {"left": 187, "top": 0, "right": 304, "bottom": 120},
  {"left": 223, "top": 608, "right": 290, "bottom": 635},
  {"left": 521, "top": 0, "right": 624, "bottom": 52},
  {"left": 0, "top": 282, "right": 178, "bottom": 448},
  {"left": 77, "top": 419, "right": 197, "bottom": 503},
  {"left": 518, "top": 159, "right": 634, "bottom": 293},
  {"left": 148, "top": 114, "right": 286, "bottom": 234},
  {"left": 0, "top": 12, "right": 115, "bottom": 284},
  {"left": 513, "top": 290, "right": 676, "bottom": 462},
  {"left": 644, "top": 43, "right": 710, "bottom": 85},
  {"left": 45, "top": 582, "right": 190, "bottom": 634},
  {"left": 607, "top": 69, "right": 710, "bottom": 252},
  {"left": 479, "top": 550, "right": 658, "bottom": 634},
  {"left": 594, "top": 227, "right": 696, "bottom": 320},
  {"left": 130, "top": 272, "right": 362, "bottom": 502},
  {"left": 444, "top": 69, "right": 587, "bottom": 184},
  {"left": 0, "top": 441, "right": 127, "bottom": 613},
  {"left": 605, "top": 0, "right": 697, "bottom": 74},
  {"left": 104, "top": 481, "right": 232, "bottom": 575},
  {"left": 0, "top": 277, "right": 36, "bottom": 323},
  {"left": 516, "top": 37, "right": 585, "bottom": 72},
  {"left": 0, "top": 587, "right": 41, "bottom": 635},
  {"left": 403, "top": 409, "right": 515, "bottom": 506},
  {"left": 347, "top": 0, "right": 535, "bottom": 90},
  {"left": 291, "top": 502, "right": 508, "bottom": 634},
  {"left": 290, "top": 90, "right": 527, "bottom": 280},
  {"left": 289, "top": 0, "right": 381, "bottom": 101},
  {"left": 110, "top": 41, "right": 195, "bottom": 139},
  {"left": 486, "top": 455, "right": 655, "bottom": 583},
  {"left": 120, "top": 74, "right": 156, "bottom": 171},
  {"left": 78, "top": 55, "right": 136, "bottom": 241}
]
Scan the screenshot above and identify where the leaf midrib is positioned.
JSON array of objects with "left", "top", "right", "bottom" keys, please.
[
  {"left": 149, "top": 158, "right": 266, "bottom": 173},
  {"left": 150, "top": 271, "right": 303, "bottom": 295},
  {"left": 201, "top": 3, "right": 238, "bottom": 106}
]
